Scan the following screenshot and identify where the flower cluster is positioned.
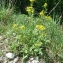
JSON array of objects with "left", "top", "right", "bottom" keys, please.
[
  {"left": 43, "top": 3, "right": 47, "bottom": 8},
  {"left": 36, "top": 25, "right": 46, "bottom": 30},
  {"left": 20, "top": 25, "right": 25, "bottom": 30},
  {"left": 39, "top": 3, "right": 48, "bottom": 17},
  {"left": 34, "top": 42, "right": 43, "bottom": 47},
  {"left": 39, "top": 10, "right": 45, "bottom": 16},
  {"left": 26, "top": 6, "right": 34, "bottom": 14},
  {"left": 13, "top": 24, "right": 18, "bottom": 28},
  {"left": 45, "top": 16, "right": 52, "bottom": 20},
  {"left": 13, "top": 24, "right": 25, "bottom": 30},
  {"left": 30, "top": 0, "right": 35, "bottom": 3}
]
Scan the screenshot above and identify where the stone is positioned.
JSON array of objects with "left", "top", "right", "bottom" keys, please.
[
  {"left": 13, "top": 56, "right": 19, "bottom": 63},
  {"left": 6, "top": 52, "right": 15, "bottom": 59},
  {"left": 27, "top": 57, "right": 40, "bottom": 63},
  {"left": 32, "top": 60, "right": 39, "bottom": 63},
  {"left": 29, "top": 57, "right": 34, "bottom": 61}
]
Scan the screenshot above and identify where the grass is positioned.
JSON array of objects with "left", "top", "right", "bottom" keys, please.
[
  {"left": 0, "top": 4, "right": 63, "bottom": 63},
  {"left": 3, "top": 14, "right": 63, "bottom": 63}
]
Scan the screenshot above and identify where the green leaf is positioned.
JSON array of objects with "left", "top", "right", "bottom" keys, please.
[
  {"left": 23, "top": 55, "right": 28, "bottom": 60},
  {"left": 34, "top": 49, "right": 38, "bottom": 52},
  {"left": 25, "top": 50, "right": 28, "bottom": 53},
  {"left": 39, "top": 48, "right": 43, "bottom": 55}
]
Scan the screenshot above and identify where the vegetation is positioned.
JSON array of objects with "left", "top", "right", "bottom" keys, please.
[{"left": 0, "top": 0, "right": 63, "bottom": 63}]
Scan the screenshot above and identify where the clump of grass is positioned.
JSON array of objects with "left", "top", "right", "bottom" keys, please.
[
  {"left": 0, "top": 7, "right": 14, "bottom": 25},
  {"left": 6, "top": 13, "right": 63, "bottom": 63},
  {"left": 0, "top": 0, "right": 63, "bottom": 63}
]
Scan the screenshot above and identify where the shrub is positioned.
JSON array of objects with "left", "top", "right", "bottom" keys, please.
[
  {"left": 6, "top": 1, "right": 63, "bottom": 63},
  {"left": 0, "top": 8, "right": 14, "bottom": 25}
]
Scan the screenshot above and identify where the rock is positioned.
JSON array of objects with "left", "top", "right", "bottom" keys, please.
[
  {"left": 0, "top": 56, "right": 7, "bottom": 63},
  {"left": 32, "top": 60, "right": 39, "bottom": 63},
  {"left": 13, "top": 56, "right": 19, "bottom": 63},
  {"left": 7, "top": 57, "right": 19, "bottom": 63},
  {"left": 27, "top": 60, "right": 39, "bottom": 63},
  {"left": 2, "top": 56, "right": 7, "bottom": 60},
  {"left": 6, "top": 52, "right": 15, "bottom": 59},
  {"left": 27, "top": 57, "right": 39, "bottom": 63},
  {"left": 29, "top": 57, "right": 34, "bottom": 61}
]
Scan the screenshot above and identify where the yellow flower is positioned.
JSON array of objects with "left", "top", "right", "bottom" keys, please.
[
  {"left": 26, "top": 9, "right": 31, "bottom": 12},
  {"left": 40, "top": 25, "right": 45, "bottom": 30},
  {"left": 36, "top": 25, "right": 40, "bottom": 28},
  {"left": 46, "top": 16, "right": 52, "bottom": 20},
  {"left": 35, "top": 42, "right": 42, "bottom": 47},
  {"left": 26, "top": 6, "right": 34, "bottom": 13},
  {"left": 39, "top": 10, "right": 44, "bottom": 16},
  {"left": 30, "top": 0, "right": 35, "bottom": 2},
  {"left": 34, "top": 43, "right": 38, "bottom": 46},
  {"left": 43, "top": 3, "right": 47, "bottom": 7},
  {"left": 36, "top": 25, "right": 46, "bottom": 30},
  {"left": 42, "top": 33, "right": 46, "bottom": 36},
  {"left": 26, "top": 6, "right": 32, "bottom": 12},
  {"left": 39, "top": 42, "right": 43, "bottom": 45},
  {"left": 20, "top": 25, "right": 25, "bottom": 29},
  {"left": 13, "top": 24, "right": 17, "bottom": 28}
]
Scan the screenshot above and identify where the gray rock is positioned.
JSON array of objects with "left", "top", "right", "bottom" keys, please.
[
  {"left": 31, "top": 60, "right": 39, "bottom": 63},
  {"left": 27, "top": 57, "right": 39, "bottom": 63},
  {"left": 13, "top": 56, "right": 19, "bottom": 63},
  {"left": 27, "top": 60, "right": 39, "bottom": 63},
  {"left": 0, "top": 56, "right": 7, "bottom": 63},
  {"left": 6, "top": 52, "right": 15, "bottom": 59},
  {"left": 0, "top": 56, "right": 7, "bottom": 61}
]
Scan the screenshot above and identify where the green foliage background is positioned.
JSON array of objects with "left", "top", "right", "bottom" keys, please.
[{"left": 0, "top": 0, "right": 63, "bottom": 14}]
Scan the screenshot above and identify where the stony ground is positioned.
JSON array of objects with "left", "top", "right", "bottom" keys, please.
[
  {"left": 0, "top": 34, "right": 22, "bottom": 63},
  {"left": 0, "top": 35, "right": 46, "bottom": 63}
]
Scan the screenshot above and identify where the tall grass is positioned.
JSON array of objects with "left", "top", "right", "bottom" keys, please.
[{"left": 0, "top": 1, "right": 63, "bottom": 63}]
